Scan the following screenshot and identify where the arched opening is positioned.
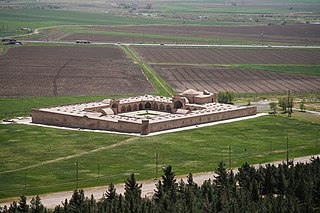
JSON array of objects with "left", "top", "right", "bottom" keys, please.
[
  {"left": 139, "top": 103, "right": 143, "bottom": 110},
  {"left": 153, "top": 103, "right": 158, "bottom": 110},
  {"left": 145, "top": 102, "right": 151, "bottom": 109},
  {"left": 111, "top": 103, "right": 118, "bottom": 108},
  {"left": 127, "top": 105, "right": 132, "bottom": 112},
  {"left": 121, "top": 106, "right": 126, "bottom": 113},
  {"left": 133, "top": 104, "right": 138, "bottom": 111},
  {"left": 174, "top": 100, "right": 183, "bottom": 109},
  {"left": 166, "top": 105, "right": 171, "bottom": 112},
  {"left": 160, "top": 104, "right": 165, "bottom": 111}
]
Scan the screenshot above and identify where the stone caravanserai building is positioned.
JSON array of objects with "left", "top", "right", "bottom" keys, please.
[{"left": 32, "top": 89, "right": 257, "bottom": 135}]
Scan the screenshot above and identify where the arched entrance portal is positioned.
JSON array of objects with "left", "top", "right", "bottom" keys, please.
[
  {"left": 145, "top": 102, "right": 151, "bottom": 109},
  {"left": 174, "top": 100, "right": 183, "bottom": 109}
]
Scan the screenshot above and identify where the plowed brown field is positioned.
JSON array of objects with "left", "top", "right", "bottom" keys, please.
[
  {"left": 152, "top": 65, "right": 320, "bottom": 93},
  {"left": 134, "top": 47, "right": 320, "bottom": 65},
  {"left": 0, "top": 46, "right": 155, "bottom": 97}
]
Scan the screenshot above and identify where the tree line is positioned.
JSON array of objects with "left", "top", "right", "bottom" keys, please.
[{"left": 1, "top": 157, "right": 320, "bottom": 212}]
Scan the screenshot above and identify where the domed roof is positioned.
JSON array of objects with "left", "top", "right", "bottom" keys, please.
[{"left": 181, "top": 89, "right": 200, "bottom": 95}]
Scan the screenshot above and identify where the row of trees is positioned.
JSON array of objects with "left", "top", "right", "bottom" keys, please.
[
  {"left": 217, "top": 92, "right": 235, "bottom": 104},
  {"left": 269, "top": 97, "right": 307, "bottom": 114},
  {"left": 1, "top": 157, "right": 320, "bottom": 212}
]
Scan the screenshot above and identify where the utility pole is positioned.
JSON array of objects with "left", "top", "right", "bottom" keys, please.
[
  {"left": 244, "top": 148, "right": 247, "bottom": 163},
  {"left": 261, "top": 31, "right": 264, "bottom": 46},
  {"left": 132, "top": 32, "right": 135, "bottom": 44},
  {"left": 286, "top": 136, "right": 289, "bottom": 164},
  {"left": 98, "top": 164, "right": 100, "bottom": 179},
  {"left": 305, "top": 32, "right": 308, "bottom": 47},
  {"left": 287, "top": 90, "right": 291, "bottom": 117},
  {"left": 74, "top": 162, "right": 79, "bottom": 189},
  {"left": 24, "top": 173, "right": 27, "bottom": 190},
  {"left": 222, "top": 149, "right": 224, "bottom": 163},
  {"left": 228, "top": 146, "right": 231, "bottom": 169},
  {"left": 175, "top": 30, "right": 178, "bottom": 45},
  {"left": 155, "top": 153, "right": 159, "bottom": 179},
  {"left": 219, "top": 31, "right": 221, "bottom": 46}
]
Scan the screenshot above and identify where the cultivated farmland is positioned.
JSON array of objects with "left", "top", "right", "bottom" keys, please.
[
  {"left": 0, "top": 46, "right": 155, "bottom": 97},
  {"left": 79, "top": 24, "right": 320, "bottom": 45},
  {"left": 133, "top": 47, "right": 320, "bottom": 93},
  {"left": 151, "top": 65, "right": 320, "bottom": 93},
  {"left": 134, "top": 47, "right": 320, "bottom": 64}
]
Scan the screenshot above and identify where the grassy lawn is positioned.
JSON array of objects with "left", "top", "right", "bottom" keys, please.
[{"left": 0, "top": 114, "right": 319, "bottom": 200}]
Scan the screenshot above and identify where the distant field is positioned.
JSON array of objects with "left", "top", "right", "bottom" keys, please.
[
  {"left": 48, "top": 24, "right": 320, "bottom": 46},
  {"left": 0, "top": 46, "right": 155, "bottom": 97},
  {"left": 151, "top": 65, "right": 320, "bottom": 93},
  {"left": 132, "top": 47, "right": 320, "bottom": 94},
  {"left": 134, "top": 47, "right": 320, "bottom": 64}
]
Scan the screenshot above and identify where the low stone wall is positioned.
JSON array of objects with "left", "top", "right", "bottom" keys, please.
[
  {"left": 147, "top": 106, "right": 257, "bottom": 134},
  {"left": 32, "top": 109, "right": 142, "bottom": 133},
  {"left": 32, "top": 106, "right": 257, "bottom": 135}
]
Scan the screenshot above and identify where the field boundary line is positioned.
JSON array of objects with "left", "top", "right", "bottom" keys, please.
[
  {"left": 53, "top": 59, "right": 72, "bottom": 96},
  {"left": 0, "top": 137, "right": 139, "bottom": 175},
  {"left": 121, "top": 46, "right": 174, "bottom": 96}
]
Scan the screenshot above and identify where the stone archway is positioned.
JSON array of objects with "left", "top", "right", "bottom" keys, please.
[
  {"left": 145, "top": 102, "right": 151, "bottom": 109},
  {"left": 174, "top": 100, "right": 183, "bottom": 109},
  {"left": 160, "top": 104, "right": 165, "bottom": 111},
  {"left": 166, "top": 105, "right": 171, "bottom": 112},
  {"left": 133, "top": 104, "right": 138, "bottom": 111},
  {"left": 121, "top": 106, "right": 126, "bottom": 113},
  {"left": 127, "top": 105, "right": 132, "bottom": 112},
  {"left": 153, "top": 103, "right": 158, "bottom": 110},
  {"left": 139, "top": 103, "right": 143, "bottom": 110}
]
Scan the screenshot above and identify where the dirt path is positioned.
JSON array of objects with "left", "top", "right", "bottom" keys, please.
[
  {"left": 1, "top": 154, "right": 319, "bottom": 209},
  {"left": 0, "top": 137, "right": 139, "bottom": 175}
]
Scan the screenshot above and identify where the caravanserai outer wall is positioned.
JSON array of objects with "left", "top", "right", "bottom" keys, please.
[
  {"left": 32, "top": 90, "right": 257, "bottom": 135},
  {"left": 32, "top": 105, "right": 256, "bottom": 135}
]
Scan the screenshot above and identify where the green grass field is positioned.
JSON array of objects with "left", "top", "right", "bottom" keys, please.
[
  {"left": 0, "top": 113, "right": 319, "bottom": 200},
  {"left": 0, "top": 8, "right": 231, "bottom": 37},
  {"left": 61, "top": 27, "right": 277, "bottom": 45}
]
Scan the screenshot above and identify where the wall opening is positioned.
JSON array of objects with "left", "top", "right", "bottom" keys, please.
[
  {"left": 145, "top": 102, "right": 151, "bottom": 109},
  {"left": 139, "top": 103, "right": 143, "bottom": 110},
  {"left": 174, "top": 100, "right": 183, "bottom": 109}
]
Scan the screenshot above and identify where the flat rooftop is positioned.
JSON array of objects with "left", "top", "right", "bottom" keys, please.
[{"left": 37, "top": 96, "right": 248, "bottom": 124}]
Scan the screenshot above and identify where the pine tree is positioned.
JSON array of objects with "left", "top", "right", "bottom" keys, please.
[
  {"left": 124, "top": 173, "right": 142, "bottom": 213},
  {"left": 17, "top": 196, "right": 29, "bottom": 212},
  {"left": 68, "top": 189, "right": 86, "bottom": 213},
  {"left": 105, "top": 183, "right": 117, "bottom": 203},
  {"left": 30, "top": 195, "right": 45, "bottom": 213},
  {"left": 162, "top": 165, "right": 176, "bottom": 192},
  {"left": 214, "top": 162, "right": 228, "bottom": 187},
  {"left": 8, "top": 201, "right": 18, "bottom": 213}
]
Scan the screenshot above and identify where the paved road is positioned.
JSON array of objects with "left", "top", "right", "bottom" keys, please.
[
  {"left": 19, "top": 40, "right": 320, "bottom": 49},
  {"left": 1, "top": 154, "right": 319, "bottom": 209}
]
